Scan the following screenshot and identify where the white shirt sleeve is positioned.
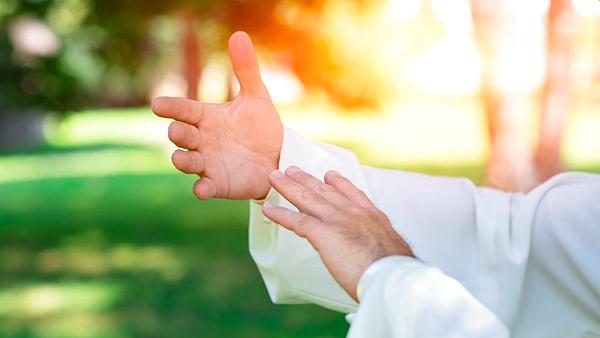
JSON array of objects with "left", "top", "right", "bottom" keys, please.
[
  {"left": 249, "top": 126, "right": 364, "bottom": 313},
  {"left": 348, "top": 256, "right": 510, "bottom": 338},
  {"left": 248, "top": 126, "right": 600, "bottom": 337}
]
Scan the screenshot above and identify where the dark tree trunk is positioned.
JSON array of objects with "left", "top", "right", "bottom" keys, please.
[{"left": 179, "top": 10, "right": 202, "bottom": 100}]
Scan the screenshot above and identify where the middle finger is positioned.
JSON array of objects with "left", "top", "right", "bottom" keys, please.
[
  {"left": 269, "top": 167, "right": 350, "bottom": 218},
  {"left": 168, "top": 121, "right": 201, "bottom": 150}
]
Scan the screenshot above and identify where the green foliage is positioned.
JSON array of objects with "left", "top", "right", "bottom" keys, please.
[
  {"left": 0, "top": 0, "right": 86, "bottom": 112},
  {"left": 1, "top": 0, "right": 431, "bottom": 116},
  {"left": 0, "top": 0, "right": 171, "bottom": 113}
]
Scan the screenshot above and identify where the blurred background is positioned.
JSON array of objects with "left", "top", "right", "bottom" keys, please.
[{"left": 0, "top": 0, "right": 599, "bottom": 337}]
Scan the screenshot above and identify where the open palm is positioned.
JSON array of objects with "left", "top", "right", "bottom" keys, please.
[{"left": 152, "top": 31, "right": 283, "bottom": 200}]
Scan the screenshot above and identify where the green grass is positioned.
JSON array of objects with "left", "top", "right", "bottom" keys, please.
[
  {"left": 0, "top": 103, "right": 598, "bottom": 338},
  {"left": 0, "top": 107, "right": 353, "bottom": 338},
  {"left": 0, "top": 172, "right": 350, "bottom": 338}
]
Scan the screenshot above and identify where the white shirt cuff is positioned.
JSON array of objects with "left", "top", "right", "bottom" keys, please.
[{"left": 356, "top": 255, "right": 424, "bottom": 302}]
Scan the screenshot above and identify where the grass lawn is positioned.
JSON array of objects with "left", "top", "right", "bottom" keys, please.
[
  {"left": 0, "top": 100, "right": 598, "bottom": 338},
  {"left": 0, "top": 173, "right": 349, "bottom": 338}
]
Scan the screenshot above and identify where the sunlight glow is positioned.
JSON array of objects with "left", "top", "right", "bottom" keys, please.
[
  {"left": 38, "top": 244, "right": 186, "bottom": 281},
  {"left": 406, "top": 37, "right": 481, "bottom": 95},
  {"left": 261, "top": 64, "right": 304, "bottom": 104},
  {"left": 0, "top": 282, "right": 120, "bottom": 317},
  {"left": 572, "top": 0, "right": 600, "bottom": 16},
  {"left": 386, "top": 0, "right": 422, "bottom": 22},
  {"left": 281, "top": 99, "right": 490, "bottom": 167},
  {"left": 0, "top": 109, "right": 175, "bottom": 183},
  {"left": 204, "top": 59, "right": 304, "bottom": 105},
  {"left": 510, "top": 0, "right": 550, "bottom": 18},
  {"left": 151, "top": 71, "right": 187, "bottom": 99},
  {"left": 199, "top": 62, "right": 230, "bottom": 102},
  {"left": 430, "top": 0, "right": 473, "bottom": 34},
  {"left": 51, "top": 109, "right": 169, "bottom": 147},
  {"left": 0, "top": 149, "right": 171, "bottom": 183},
  {"left": 483, "top": 1, "right": 549, "bottom": 93}
]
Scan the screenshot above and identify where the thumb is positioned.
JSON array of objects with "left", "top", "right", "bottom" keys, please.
[{"left": 228, "top": 31, "right": 270, "bottom": 98}]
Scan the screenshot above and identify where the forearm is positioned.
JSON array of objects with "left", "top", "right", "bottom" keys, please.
[
  {"left": 249, "top": 126, "right": 364, "bottom": 312},
  {"left": 248, "top": 126, "right": 519, "bottom": 315},
  {"left": 248, "top": 127, "right": 518, "bottom": 314},
  {"left": 249, "top": 126, "right": 600, "bottom": 337},
  {"left": 348, "top": 256, "right": 510, "bottom": 338}
]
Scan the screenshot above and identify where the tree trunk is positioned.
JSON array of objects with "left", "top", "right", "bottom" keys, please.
[
  {"left": 533, "top": 0, "right": 575, "bottom": 183},
  {"left": 179, "top": 10, "right": 202, "bottom": 100},
  {"left": 470, "top": 0, "right": 574, "bottom": 192},
  {"left": 470, "top": 0, "right": 543, "bottom": 192}
]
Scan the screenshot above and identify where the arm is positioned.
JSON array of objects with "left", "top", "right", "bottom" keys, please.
[
  {"left": 249, "top": 126, "right": 520, "bottom": 317},
  {"left": 249, "top": 127, "right": 600, "bottom": 335},
  {"left": 348, "top": 256, "right": 510, "bottom": 338},
  {"left": 512, "top": 172, "right": 600, "bottom": 336},
  {"left": 261, "top": 165, "right": 511, "bottom": 337},
  {"left": 349, "top": 172, "right": 600, "bottom": 338},
  {"left": 249, "top": 127, "right": 368, "bottom": 312},
  {"left": 152, "top": 31, "right": 599, "bottom": 336}
]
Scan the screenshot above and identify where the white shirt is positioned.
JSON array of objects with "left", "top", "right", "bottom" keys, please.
[{"left": 249, "top": 127, "right": 600, "bottom": 337}]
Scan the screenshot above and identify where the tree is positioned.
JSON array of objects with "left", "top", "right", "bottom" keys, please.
[
  {"left": 0, "top": 0, "right": 224, "bottom": 112},
  {"left": 0, "top": 0, "right": 90, "bottom": 113},
  {"left": 533, "top": 0, "right": 576, "bottom": 184},
  {"left": 471, "top": 0, "right": 576, "bottom": 191}
]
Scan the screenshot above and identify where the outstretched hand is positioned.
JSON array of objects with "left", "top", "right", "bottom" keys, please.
[
  {"left": 152, "top": 31, "right": 283, "bottom": 200},
  {"left": 262, "top": 166, "right": 414, "bottom": 301}
]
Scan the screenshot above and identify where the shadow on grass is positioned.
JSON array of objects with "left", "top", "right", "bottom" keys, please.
[{"left": 0, "top": 142, "right": 158, "bottom": 157}]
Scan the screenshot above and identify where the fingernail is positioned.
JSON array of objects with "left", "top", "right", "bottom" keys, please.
[
  {"left": 271, "top": 170, "right": 284, "bottom": 178},
  {"left": 264, "top": 201, "right": 276, "bottom": 209},
  {"left": 286, "top": 166, "right": 302, "bottom": 174},
  {"left": 328, "top": 170, "right": 341, "bottom": 177}
]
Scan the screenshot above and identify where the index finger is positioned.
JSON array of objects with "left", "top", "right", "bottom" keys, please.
[
  {"left": 268, "top": 169, "right": 337, "bottom": 219},
  {"left": 151, "top": 96, "right": 203, "bottom": 125}
]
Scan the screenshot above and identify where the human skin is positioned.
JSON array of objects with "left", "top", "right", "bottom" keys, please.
[
  {"left": 263, "top": 166, "right": 414, "bottom": 301},
  {"left": 152, "top": 31, "right": 283, "bottom": 200},
  {"left": 152, "top": 31, "right": 414, "bottom": 300}
]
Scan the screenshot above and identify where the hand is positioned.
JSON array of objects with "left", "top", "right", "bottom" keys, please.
[
  {"left": 152, "top": 31, "right": 284, "bottom": 200},
  {"left": 262, "top": 166, "right": 414, "bottom": 301}
]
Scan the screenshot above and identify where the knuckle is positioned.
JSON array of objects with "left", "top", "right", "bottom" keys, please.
[
  {"left": 288, "top": 213, "right": 313, "bottom": 237},
  {"left": 299, "top": 188, "right": 321, "bottom": 204},
  {"left": 346, "top": 204, "right": 366, "bottom": 218},
  {"left": 348, "top": 189, "right": 367, "bottom": 201},
  {"left": 318, "top": 183, "right": 337, "bottom": 193}
]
